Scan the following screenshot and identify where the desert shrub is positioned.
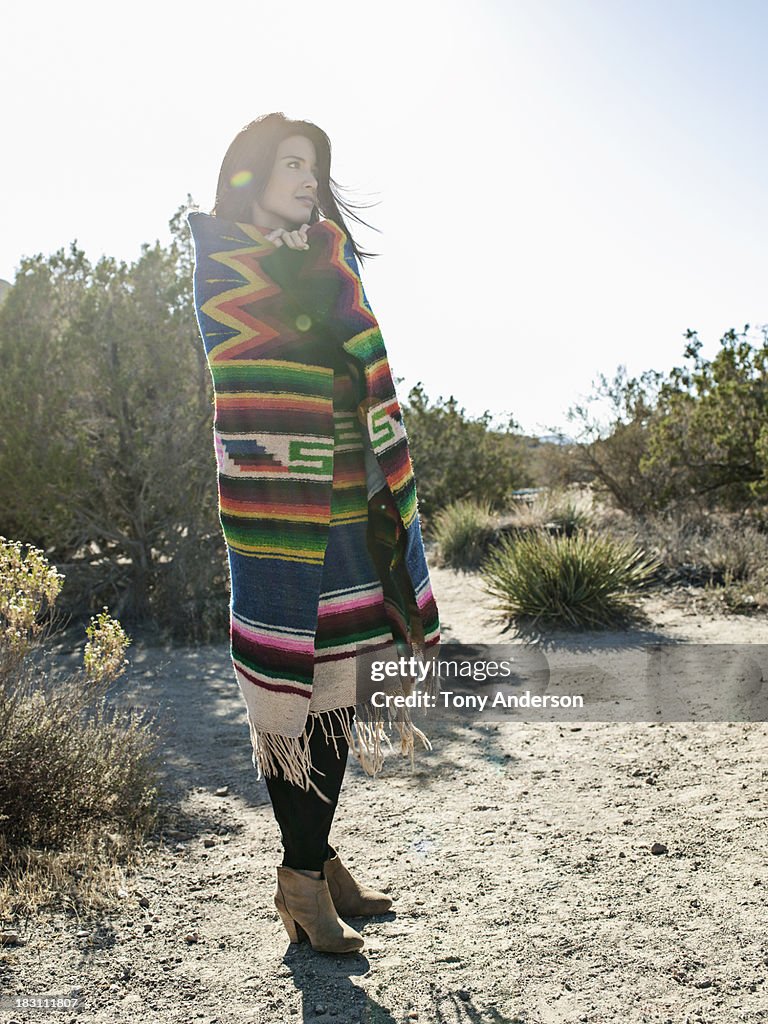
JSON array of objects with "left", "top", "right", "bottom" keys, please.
[
  {"left": 0, "top": 201, "right": 229, "bottom": 641},
  {"left": 643, "top": 327, "right": 768, "bottom": 511},
  {"left": 433, "top": 500, "right": 498, "bottom": 570},
  {"left": 403, "top": 383, "right": 531, "bottom": 519},
  {"left": 567, "top": 326, "right": 768, "bottom": 516},
  {"left": 481, "top": 528, "right": 661, "bottom": 629},
  {"left": 527, "top": 435, "right": 593, "bottom": 490},
  {"left": 594, "top": 508, "right": 768, "bottom": 588},
  {"left": 0, "top": 537, "right": 164, "bottom": 917}
]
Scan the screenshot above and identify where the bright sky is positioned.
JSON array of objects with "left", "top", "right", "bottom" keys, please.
[{"left": 4, "top": 0, "right": 767, "bottom": 437}]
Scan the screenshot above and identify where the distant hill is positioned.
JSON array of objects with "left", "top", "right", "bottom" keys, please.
[
  {"left": 519, "top": 432, "right": 575, "bottom": 446},
  {"left": 0, "top": 279, "right": 10, "bottom": 306},
  {"left": 536, "top": 433, "right": 574, "bottom": 446}
]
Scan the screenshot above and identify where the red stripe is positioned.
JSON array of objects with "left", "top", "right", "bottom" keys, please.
[{"left": 238, "top": 663, "right": 312, "bottom": 699}]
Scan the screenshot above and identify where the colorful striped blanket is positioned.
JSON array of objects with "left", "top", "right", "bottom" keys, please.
[{"left": 188, "top": 212, "right": 440, "bottom": 794}]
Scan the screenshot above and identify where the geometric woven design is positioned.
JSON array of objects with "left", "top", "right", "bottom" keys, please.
[{"left": 189, "top": 211, "right": 440, "bottom": 743}]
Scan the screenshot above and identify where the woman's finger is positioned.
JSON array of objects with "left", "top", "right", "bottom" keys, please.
[
  {"left": 264, "top": 227, "right": 306, "bottom": 250},
  {"left": 279, "top": 230, "right": 297, "bottom": 250}
]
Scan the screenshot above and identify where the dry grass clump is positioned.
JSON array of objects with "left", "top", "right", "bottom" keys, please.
[
  {"left": 0, "top": 536, "right": 165, "bottom": 920},
  {"left": 590, "top": 505, "right": 768, "bottom": 614},
  {"left": 432, "top": 500, "right": 499, "bottom": 570}
]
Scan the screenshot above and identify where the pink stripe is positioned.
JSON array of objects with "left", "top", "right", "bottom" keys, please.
[
  {"left": 317, "top": 590, "right": 382, "bottom": 614},
  {"left": 232, "top": 621, "right": 315, "bottom": 655}
]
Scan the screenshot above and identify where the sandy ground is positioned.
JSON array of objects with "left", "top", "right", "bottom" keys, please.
[{"left": 3, "top": 564, "right": 768, "bottom": 1024}]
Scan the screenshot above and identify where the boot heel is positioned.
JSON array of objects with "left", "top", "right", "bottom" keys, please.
[
  {"left": 275, "top": 888, "right": 302, "bottom": 943},
  {"left": 275, "top": 901, "right": 301, "bottom": 943}
]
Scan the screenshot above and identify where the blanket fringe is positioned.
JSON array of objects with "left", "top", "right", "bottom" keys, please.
[{"left": 248, "top": 696, "right": 432, "bottom": 805}]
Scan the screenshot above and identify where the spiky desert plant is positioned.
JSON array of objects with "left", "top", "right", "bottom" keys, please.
[{"left": 481, "top": 528, "right": 661, "bottom": 628}]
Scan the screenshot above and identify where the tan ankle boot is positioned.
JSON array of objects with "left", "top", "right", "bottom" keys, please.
[
  {"left": 274, "top": 866, "right": 364, "bottom": 954},
  {"left": 324, "top": 851, "right": 393, "bottom": 917}
]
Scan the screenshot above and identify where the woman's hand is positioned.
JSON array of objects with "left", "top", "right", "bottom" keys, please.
[{"left": 265, "top": 224, "right": 310, "bottom": 250}]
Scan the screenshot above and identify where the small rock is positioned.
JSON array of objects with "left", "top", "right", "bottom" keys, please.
[
  {"left": 184, "top": 932, "right": 200, "bottom": 944},
  {"left": 203, "top": 838, "right": 216, "bottom": 848},
  {"left": 457, "top": 989, "right": 470, "bottom": 1001},
  {"left": 315, "top": 1005, "right": 326, "bottom": 1016},
  {"left": 138, "top": 896, "right": 150, "bottom": 908},
  {"left": 214, "top": 786, "right": 229, "bottom": 797},
  {"left": 651, "top": 842, "right": 668, "bottom": 855},
  {"left": 0, "top": 931, "right": 23, "bottom": 946}
]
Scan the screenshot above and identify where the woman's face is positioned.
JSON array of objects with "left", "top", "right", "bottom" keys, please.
[{"left": 251, "top": 134, "right": 319, "bottom": 230}]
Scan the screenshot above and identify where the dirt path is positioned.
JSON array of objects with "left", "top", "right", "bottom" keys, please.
[{"left": 3, "top": 566, "right": 768, "bottom": 1024}]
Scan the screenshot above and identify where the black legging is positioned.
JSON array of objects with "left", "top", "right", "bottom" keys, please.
[{"left": 264, "top": 706, "right": 354, "bottom": 871}]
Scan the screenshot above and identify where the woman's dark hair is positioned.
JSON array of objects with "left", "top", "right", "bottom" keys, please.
[{"left": 212, "top": 112, "right": 378, "bottom": 264}]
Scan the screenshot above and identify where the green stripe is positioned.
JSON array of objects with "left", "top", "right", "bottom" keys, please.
[
  {"left": 234, "top": 654, "right": 313, "bottom": 687},
  {"left": 342, "top": 328, "right": 385, "bottom": 364},
  {"left": 315, "top": 624, "right": 394, "bottom": 650},
  {"left": 212, "top": 362, "right": 333, "bottom": 392},
  {"left": 221, "top": 523, "right": 327, "bottom": 555}
]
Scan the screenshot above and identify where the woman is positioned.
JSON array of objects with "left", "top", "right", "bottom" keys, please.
[{"left": 188, "top": 113, "right": 440, "bottom": 954}]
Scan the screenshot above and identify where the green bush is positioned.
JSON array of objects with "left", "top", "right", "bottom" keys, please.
[
  {"left": 0, "top": 202, "right": 229, "bottom": 641},
  {"left": 403, "top": 383, "right": 531, "bottom": 519},
  {"left": 0, "top": 536, "right": 164, "bottom": 917},
  {"left": 481, "top": 528, "right": 661, "bottom": 629},
  {"left": 567, "top": 326, "right": 768, "bottom": 516},
  {"left": 433, "top": 499, "right": 498, "bottom": 570}
]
